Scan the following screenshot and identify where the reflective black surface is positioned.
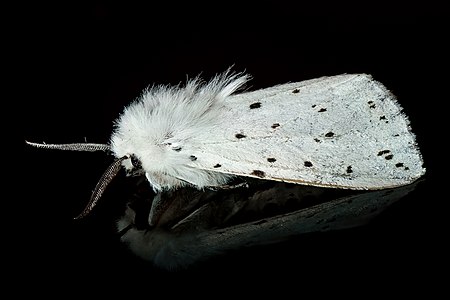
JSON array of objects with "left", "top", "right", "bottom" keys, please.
[{"left": 19, "top": 2, "right": 445, "bottom": 293}]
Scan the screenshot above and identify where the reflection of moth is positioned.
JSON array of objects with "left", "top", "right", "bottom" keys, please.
[
  {"left": 117, "top": 177, "right": 421, "bottom": 270},
  {"left": 26, "top": 70, "right": 425, "bottom": 219}
]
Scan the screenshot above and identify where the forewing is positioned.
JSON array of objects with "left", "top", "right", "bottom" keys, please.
[{"left": 188, "top": 74, "right": 425, "bottom": 190}]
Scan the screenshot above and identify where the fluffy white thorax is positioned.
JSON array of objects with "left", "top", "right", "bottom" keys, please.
[{"left": 110, "top": 71, "right": 249, "bottom": 191}]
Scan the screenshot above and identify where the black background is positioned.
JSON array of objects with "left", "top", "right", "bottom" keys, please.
[{"left": 17, "top": 2, "right": 446, "bottom": 294}]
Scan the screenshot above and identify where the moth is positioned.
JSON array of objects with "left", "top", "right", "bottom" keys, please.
[{"left": 26, "top": 70, "right": 426, "bottom": 219}]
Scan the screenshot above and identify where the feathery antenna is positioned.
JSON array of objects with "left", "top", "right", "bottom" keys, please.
[
  {"left": 25, "top": 140, "right": 110, "bottom": 152},
  {"left": 74, "top": 156, "right": 128, "bottom": 219}
]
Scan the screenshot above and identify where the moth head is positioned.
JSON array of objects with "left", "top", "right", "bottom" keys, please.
[
  {"left": 124, "top": 153, "right": 145, "bottom": 176},
  {"left": 25, "top": 140, "right": 131, "bottom": 219}
]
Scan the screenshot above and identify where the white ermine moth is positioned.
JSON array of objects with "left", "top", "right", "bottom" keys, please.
[{"left": 26, "top": 69, "right": 426, "bottom": 219}]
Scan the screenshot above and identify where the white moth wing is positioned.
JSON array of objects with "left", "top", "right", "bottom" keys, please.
[{"left": 186, "top": 74, "right": 425, "bottom": 190}]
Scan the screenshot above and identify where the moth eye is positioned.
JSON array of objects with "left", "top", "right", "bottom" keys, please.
[{"left": 130, "top": 154, "right": 142, "bottom": 169}]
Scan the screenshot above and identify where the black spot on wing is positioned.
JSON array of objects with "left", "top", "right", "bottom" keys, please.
[
  {"left": 172, "top": 146, "right": 182, "bottom": 152},
  {"left": 189, "top": 155, "right": 197, "bottom": 161},
  {"left": 346, "top": 166, "right": 353, "bottom": 173},
  {"left": 267, "top": 157, "right": 276, "bottom": 163},
  {"left": 271, "top": 123, "right": 280, "bottom": 129},
  {"left": 377, "top": 149, "right": 394, "bottom": 160},
  {"left": 314, "top": 138, "right": 321, "bottom": 143},
  {"left": 377, "top": 150, "right": 391, "bottom": 156},
  {"left": 379, "top": 115, "right": 388, "bottom": 123},
  {"left": 304, "top": 161, "right": 313, "bottom": 167},
  {"left": 325, "top": 132, "right": 334, "bottom": 138},
  {"left": 249, "top": 102, "right": 261, "bottom": 109},
  {"left": 251, "top": 170, "right": 265, "bottom": 178},
  {"left": 395, "top": 162, "right": 404, "bottom": 167},
  {"left": 292, "top": 88, "right": 300, "bottom": 94},
  {"left": 318, "top": 108, "right": 327, "bottom": 112},
  {"left": 235, "top": 133, "right": 246, "bottom": 139},
  {"left": 214, "top": 164, "right": 221, "bottom": 168}
]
